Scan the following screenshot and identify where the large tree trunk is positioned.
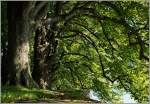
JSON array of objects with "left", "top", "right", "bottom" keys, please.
[
  {"left": 1, "top": 2, "right": 8, "bottom": 84},
  {"left": 6, "top": 2, "right": 37, "bottom": 87}
]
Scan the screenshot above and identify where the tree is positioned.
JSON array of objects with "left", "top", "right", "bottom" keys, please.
[
  {"left": 2, "top": 1, "right": 148, "bottom": 103},
  {"left": 40, "top": 1, "right": 148, "bottom": 102},
  {"left": 1, "top": 1, "right": 8, "bottom": 84},
  {"left": 4, "top": 1, "right": 49, "bottom": 87}
]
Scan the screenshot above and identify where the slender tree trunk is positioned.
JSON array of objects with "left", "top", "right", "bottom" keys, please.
[{"left": 6, "top": 2, "right": 37, "bottom": 87}]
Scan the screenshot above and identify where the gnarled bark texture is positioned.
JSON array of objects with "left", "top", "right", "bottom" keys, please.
[
  {"left": 32, "top": 25, "right": 59, "bottom": 89},
  {"left": 6, "top": 2, "right": 37, "bottom": 87}
]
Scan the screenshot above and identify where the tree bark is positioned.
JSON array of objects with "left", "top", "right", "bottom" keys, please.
[
  {"left": 6, "top": 2, "right": 37, "bottom": 87},
  {"left": 32, "top": 25, "right": 59, "bottom": 89},
  {"left": 1, "top": 2, "right": 8, "bottom": 84},
  {"left": 32, "top": 27, "right": 48, "bottom": 88}
]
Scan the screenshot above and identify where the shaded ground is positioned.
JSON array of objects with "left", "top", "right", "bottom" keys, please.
[
  {"left": 1, "top": 86, "right": 101, "bottom": 103},
  {"left": 16, "top": 99, "right": 100, "bottom": 103}
]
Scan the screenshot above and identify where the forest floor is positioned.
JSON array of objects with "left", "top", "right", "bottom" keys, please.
[{"left": 1, "top": 86, "right": 101, "bottom": 103}]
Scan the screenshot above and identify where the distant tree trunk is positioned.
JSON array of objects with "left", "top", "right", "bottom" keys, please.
[
  {"left": 32, "top": 26, "right": 48, "bottom": 88},
  {"left": 6, "top": 2, "right": 37, "bottom": 87},
  {"left": 45, "top": 25, "right": 59, "bottom": 89},
  {"left": 32, "top": 25, "right": 59, "bottom": 89}
]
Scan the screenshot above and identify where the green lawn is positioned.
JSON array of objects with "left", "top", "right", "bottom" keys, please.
[{"left": 1, "top": 86, "right": 93, "bottom": 103}]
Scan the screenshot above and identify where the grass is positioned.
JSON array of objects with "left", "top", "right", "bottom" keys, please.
[
  {"left": 1, "top": 86, "right": 56, "bottom": 103},
  {"left": 1, "top": 86, "right": 93, "bottom": 103}
]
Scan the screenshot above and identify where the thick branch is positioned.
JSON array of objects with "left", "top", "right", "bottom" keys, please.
[
  {"left": 33, "top": 1, "right": 48, "bottom": 17},
  {"left": 72, "top": 21, "right": 100, "bottom": 40},
  {"left": 24, "top": 1, "right": 36, "bottom": 17}
]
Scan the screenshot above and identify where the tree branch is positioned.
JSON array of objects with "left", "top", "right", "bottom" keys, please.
[
  {"left": 66, "top": 29, "right": 115, "bottom": 83},
  {"left": 33, "top": 1, "right": 48, "bottom": 18},
  {"left": 57, "top": 34, "right": 78, "bottom": 39}
]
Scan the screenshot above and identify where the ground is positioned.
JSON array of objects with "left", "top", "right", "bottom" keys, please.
[{"left": 1, "top": 86, "right": 101, "bottom": 103}]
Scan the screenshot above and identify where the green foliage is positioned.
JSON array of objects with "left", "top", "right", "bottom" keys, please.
[
  {"left": 52, "top": 1, "right": 148, "bottom": 103},
  {"left": 2, "top": 1, "right": 148, "bottom": 103}
]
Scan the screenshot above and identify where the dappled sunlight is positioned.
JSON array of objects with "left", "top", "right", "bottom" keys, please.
[{"left": 1, "top": 1, "right": 148, "bottom": 103}]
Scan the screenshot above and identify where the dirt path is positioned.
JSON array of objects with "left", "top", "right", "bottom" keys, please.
[{"left": 16, "top": 99, "right": 101, "bottom": 103}]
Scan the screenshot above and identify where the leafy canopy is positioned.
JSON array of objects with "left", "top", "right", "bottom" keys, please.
[{"left": 44, "top": 1, "right": 149, "bottom": 103}]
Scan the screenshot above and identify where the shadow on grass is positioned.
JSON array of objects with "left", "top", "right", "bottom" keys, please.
[
  {"left": 1, "top": 86, "right": 99, "bottom": 103},
  {"left": 1, "top": 86, "right": 55, "bottom": 103}
]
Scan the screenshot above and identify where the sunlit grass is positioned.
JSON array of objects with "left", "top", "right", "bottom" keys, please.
[
  {"left": 1, "top": 86, "right": 55, "bottom": 103},
  {"left": 1, "top": 86, "right": 92, "bottom": 103}
]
